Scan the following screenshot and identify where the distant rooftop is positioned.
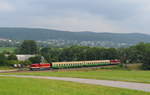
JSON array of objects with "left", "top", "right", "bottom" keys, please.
[{"left": 16, "top": 55, "right": 35, "bottom": 61}]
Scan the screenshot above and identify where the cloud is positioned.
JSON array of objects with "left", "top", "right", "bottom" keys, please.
[
  {"left": 1, "top": 0, "right": 150, "bottom": 34},
  {"left": 0, "top": 1, "right": 15, "bottom": 12},
  {"left": 29, "top": 12, "right": 125, "bottom": 33}
]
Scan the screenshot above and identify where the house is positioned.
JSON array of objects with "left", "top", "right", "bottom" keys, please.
[{"left": 16, "top": 55, "right": 35, "bottom": 61}]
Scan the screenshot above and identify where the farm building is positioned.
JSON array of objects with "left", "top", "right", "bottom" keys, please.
[{"left": 16, "top": 55, "right": 35, "bottom": 61}]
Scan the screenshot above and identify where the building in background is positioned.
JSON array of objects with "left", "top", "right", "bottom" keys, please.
[{"left": 16, "top": 55, "right": 35, "bottom": 61}]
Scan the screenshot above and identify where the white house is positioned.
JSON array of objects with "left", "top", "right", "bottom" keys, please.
[{"left": 16, "top": 55, "right": 35, "bottom": 61}]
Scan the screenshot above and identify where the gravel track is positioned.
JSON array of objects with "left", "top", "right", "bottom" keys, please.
[
  {"left": 0, "top": 75, "right": 150, "bottom": 92},
  {"left": 0, "top": 65, "right": 116, "bottom": 73},
  {"left": 0, "top": 70, "right": 17, "bottom": 73}
]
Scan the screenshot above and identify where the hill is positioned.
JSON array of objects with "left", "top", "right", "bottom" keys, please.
[{"left": 0, "top": 27, "right": 150, "bottom": 47}]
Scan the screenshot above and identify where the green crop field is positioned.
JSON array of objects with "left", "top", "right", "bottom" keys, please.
[
  {"left": 0, "top": 47, "right": 16, "bottom": 53},
  {"left": 1, "top": 70, "right": 150, "bottom": 83},
  {"left": 0, "top": 77, "right": 149, "bottom": 95}
]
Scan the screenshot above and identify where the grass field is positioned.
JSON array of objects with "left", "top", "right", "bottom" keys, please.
[
  {"left": 0, "top": 47, "right": 16, "bottom": 53},
  {"left": 1, "top": 70, "right": 150, "bottom": 83},
  {"left": 0, "top": 77, "right": 149, "bottom": 95}
]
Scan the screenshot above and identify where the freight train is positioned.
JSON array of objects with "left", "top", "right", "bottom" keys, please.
[{"left": 30, "top": 60, "right": 121, "bottom": 71}]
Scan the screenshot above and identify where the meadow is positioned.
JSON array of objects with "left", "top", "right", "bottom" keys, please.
[
  {"left": 0, "top": 76, "right": 149, "bottom": 95},
  {"left": 0, "top": 47, "right": 15, "bottom": 53},
  {"left": 1, "top": 69, "right": 150, "bottom": 83}
]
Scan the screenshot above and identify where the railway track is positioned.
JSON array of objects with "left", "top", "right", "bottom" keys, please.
[{"left": 0, "top": 64, "right": 117, "bottom": 73}]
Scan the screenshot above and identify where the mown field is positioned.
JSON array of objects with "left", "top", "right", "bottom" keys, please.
[
  {"left": 1, "top": 69, "right": 150, "bottom": 83},
  {"left": 0, "top": 77, "right": 149, "bottom": 95},
  {"left": 0, "top": 47, "right": 15, "bottom": 53}
]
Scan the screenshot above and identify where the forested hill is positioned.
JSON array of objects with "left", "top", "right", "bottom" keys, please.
[{"left": 0, "top": 27, "right": 150, "bottom": 44}]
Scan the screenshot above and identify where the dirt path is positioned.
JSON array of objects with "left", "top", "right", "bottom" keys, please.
[{"left": 0, "top": 75, "right": 150, "bottom": 92}]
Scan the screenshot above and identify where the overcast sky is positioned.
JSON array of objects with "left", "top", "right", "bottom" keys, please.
[{"left": 0, "top": 0, "right": 150, "bottom": 34}]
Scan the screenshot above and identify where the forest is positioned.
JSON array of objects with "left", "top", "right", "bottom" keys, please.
[{"left": 0, "top": 40, "right": 150, "bottom": 70}]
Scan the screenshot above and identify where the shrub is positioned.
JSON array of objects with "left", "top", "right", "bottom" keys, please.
[
  {"left": 20, "top": 60, "right": 32, "bottom": 66},
  {"left": 6, "top": 60, "right": 20, "bottom": 66}
]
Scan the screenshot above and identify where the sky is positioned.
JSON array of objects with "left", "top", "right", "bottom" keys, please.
[{"left": 0, "top": 0, "right": 150, "bottom": 34}]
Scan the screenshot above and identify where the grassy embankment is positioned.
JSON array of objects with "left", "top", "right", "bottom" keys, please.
[
  {"left": 1, "top": 69, "right": 150, "bottom": 83},
  {"left": 0, "top": 77, "right": 149, "bottom": 95}
]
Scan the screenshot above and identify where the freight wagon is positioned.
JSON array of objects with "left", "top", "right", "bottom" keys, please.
[{"left": 30, "top": 60, "right": 120, "bottom": 70}]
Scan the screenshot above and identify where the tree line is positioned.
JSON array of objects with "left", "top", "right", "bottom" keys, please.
[{"left": 0, "top": 40, "right": 150, "bottom": 70}]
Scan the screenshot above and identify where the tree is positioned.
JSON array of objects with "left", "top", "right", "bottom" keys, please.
[
  {"left": 40, "top": 47, "right": 61, "bottom": 62},
  {"left": 28, "top": 56, "right": 41, "bottom": 64},
  {"left": 117, "top": 48, "right": 130, "bottom": 68},
  {"left": 0, "top": 53, "right": 7, "bottom": 66},
  {"left": 18, "top": 40, "right": 38, "bottom": 54},
  {"left": 130, "top": 42, "right": 150, "bottom": 70},
  {"left": 7, "top": 54, "right": 17, "bottom": 60},
  {"left": 142, "top": 50, "right": 150, "bottom": 70},
  {"left": 137, "top": 43, "right": 150, "bottom": 70},
  {"left": 134, "top": 42, "right": 146, "bottom": 62}
]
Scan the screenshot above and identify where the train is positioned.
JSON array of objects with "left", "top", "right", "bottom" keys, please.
[{"left": 30, "top": 59, "right": 121, "bottom": 71}]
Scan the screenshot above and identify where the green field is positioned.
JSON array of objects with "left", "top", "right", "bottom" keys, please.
[
  {"left": 0, "top": 77, "right": 149, "bottom": 95},
  {"left": 0, "top": 47, "right": 15, "bottom": 53},
  {"left": 1, "top": 70, "right": 150, "bottom": 83}
]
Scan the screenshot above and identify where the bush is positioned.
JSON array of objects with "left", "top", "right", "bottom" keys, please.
[
  {"left": 6, "top": 60, "right": 20, "bottom": 66},
  {"left": 20, "top": 60, "right": 32, "bottom": 66}
]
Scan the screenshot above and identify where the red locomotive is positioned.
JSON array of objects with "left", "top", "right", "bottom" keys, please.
[{"left": 30, "top": 63, "right": 52, "bottom": 71}]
